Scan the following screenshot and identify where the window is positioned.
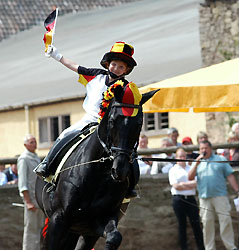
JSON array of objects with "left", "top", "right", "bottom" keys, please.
[
  {"left": 39, "top": 114, "right": 71, "bottom": 147},
  {"left": 142, "top": 112, "right": 168, "bottom": 135}
]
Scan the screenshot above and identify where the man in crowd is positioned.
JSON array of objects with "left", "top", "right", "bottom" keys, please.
[
  {"left": 18, "top": 134, "right": 45, "bottom": 250},
  {"left": 150, "top": 137, "right": 175, "bottom": 174},
  {"left": 188, "top": 140, "right": 238, "bottom": 250},
  {"left": 0, "top": 164, "right": 7, "bottom": 185},
  {"left": 196, "top": 131, "right": 208, "bottom": 144},
  {"left": 182, "top": 136, "right": 199, "bottom": 162},
  {"left": 4, "top": 163, "right": 18, "bottom": 184},
  {"left": 137, "top": 134, "right": 152, "bottom": 175},
  {"left": 167, "top": 127, "right": 181, "bottom": 146}
]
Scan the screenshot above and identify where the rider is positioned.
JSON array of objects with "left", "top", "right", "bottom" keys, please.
[{"left": 34, "top": 41, "right": 139, "bottom": 197}]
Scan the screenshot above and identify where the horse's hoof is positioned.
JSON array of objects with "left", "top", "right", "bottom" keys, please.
[{"left": 125, "top": 190, "right": 138, "bottom": 199}]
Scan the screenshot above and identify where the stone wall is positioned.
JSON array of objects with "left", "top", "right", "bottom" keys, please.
[
  {"left": 1, "top": 175, "right": 239, "bottom": 250},
  {"left": 0, "top": 0, "right": 141, "bottom": 42},
  {"left": 199, "top": 0, "right": 239, "bottom": 67},
  {"left": 199, "top": 0, "right": 239, "bottom": 143}
]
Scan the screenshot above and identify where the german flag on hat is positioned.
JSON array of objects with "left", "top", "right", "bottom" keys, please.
[{"left": 43, "top": 8, "right": 58, "bottom": 54}]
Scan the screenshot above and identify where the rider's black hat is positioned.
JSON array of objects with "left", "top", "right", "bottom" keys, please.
[{"left": 100, "top": 41, "right": 137, "bottom": 74}]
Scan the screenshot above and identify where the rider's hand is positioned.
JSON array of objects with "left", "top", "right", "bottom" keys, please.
[{"left": 47, "top": 45, "right": 63, "bottom": 62}]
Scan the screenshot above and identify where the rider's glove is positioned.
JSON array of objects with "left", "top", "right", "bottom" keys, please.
[{"left": 47, "top": 45, "right": 63, "bottom": 62}]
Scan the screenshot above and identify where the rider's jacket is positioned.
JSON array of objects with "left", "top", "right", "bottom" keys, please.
[{"left": 77, "top": 66, "right": 129, "bottom": 118}]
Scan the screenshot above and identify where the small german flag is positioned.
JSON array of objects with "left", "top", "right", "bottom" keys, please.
[{"left": 43, "top": 8, "right": 58, "bottom": 55}]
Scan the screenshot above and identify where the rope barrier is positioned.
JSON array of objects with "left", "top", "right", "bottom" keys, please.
[{"left": 139, "top": 157, "right": 239, "bottom": 164}]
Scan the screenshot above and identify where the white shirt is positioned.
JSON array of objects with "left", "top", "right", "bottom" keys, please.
[
  {"left": 168, "top": 163, "right": 196, "bottom": 196},
  {"left": 138, "top": 160, "right": 151, "bottom": 175},
  {"left": 150, "top": 153, "right": 175, "bottom": 175},
  {"left": 83, "top": 74, "right": 108, "bottom": 117}
]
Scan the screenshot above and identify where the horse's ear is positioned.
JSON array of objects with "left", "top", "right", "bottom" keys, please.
[{"left": 140, "top": 89, "right": 160, "bottom": 105}]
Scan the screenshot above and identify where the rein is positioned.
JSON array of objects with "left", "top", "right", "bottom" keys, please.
[
  {"left": 139, "top": 156, "right": 239, "bottom": 164},
  {"left": 51, "top": 156, "right": 114, "bottom": 177}
]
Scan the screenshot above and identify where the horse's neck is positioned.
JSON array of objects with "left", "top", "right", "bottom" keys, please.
[{"left": 98, "top": 113, "right": 110, "bottom": 144}]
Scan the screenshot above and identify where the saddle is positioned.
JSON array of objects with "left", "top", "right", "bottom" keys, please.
[{"left": 45, "top": 122, "right": 98, "bottom": 184}]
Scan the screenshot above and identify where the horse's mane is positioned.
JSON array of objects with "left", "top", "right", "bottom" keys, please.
[
  {"left": 98, "top": 80, "right": 142, "bottom": 121},
  {"left": 98, "top": 80, "right": 125, "bottom": 120}
]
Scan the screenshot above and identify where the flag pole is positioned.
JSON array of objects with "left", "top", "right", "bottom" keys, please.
[
  {"left": 44, "top": 8, "right": 59, "bottom": 57},
  {"left": 51, "top": 7, "right": 58, "bottom": 45}
]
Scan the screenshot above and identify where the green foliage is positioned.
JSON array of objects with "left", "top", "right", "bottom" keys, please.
[
  {"left": 226, "top": 112, "right": 239, "bottom": 128},
  {"left": 219, "top": 49, "right": 233, "bottom": 61}
]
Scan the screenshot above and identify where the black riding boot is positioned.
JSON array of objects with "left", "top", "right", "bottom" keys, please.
[
  {"left": 34, "top": 138, "right": 61, "bottom": 178},
  {"left": 125, "top": 159, "right": 140, "bottom": 199},
  {"left": 34, "top": 130, "right": 81, "bottom": 178}
]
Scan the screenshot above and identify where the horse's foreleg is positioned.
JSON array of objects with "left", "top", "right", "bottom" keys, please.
[
  {"left": 104, "top": 219, "right": 122, "bottom": 250},
  {"left": 60, "top": 232, "right": 79, "bottom": 250},
  {"left": 47, "top": 209, "right": 70, "bottom": 250},
  {"left": 74, "top": 235, "right": 99, "bottom": 250}
]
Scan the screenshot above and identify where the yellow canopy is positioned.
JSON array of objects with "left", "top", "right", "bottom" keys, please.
[{"left": 139, "top": 58, "right": 239, "bottom": 113}]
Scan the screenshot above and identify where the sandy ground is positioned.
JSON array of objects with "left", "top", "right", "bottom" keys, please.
[{"left": 2, "top": 177, "right": 239, "bottom": 250}]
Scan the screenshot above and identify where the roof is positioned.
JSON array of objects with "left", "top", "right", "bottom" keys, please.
[
  {"left": 0, "top": 0, "right": 142, "bottom": 41},
  {"left": 0, "top": 0, "right": 201, "bottom": 111}
]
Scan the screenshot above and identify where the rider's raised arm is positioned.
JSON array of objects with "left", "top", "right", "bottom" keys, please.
[
  {"left": 48, "top": 45, "right": 79, "bottom": 73},
  {"left": 60, "top": 57, "right": 79, "bottom": 73}
]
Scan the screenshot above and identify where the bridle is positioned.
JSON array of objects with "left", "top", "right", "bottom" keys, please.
[{"left": 97, "top": 101, "right": 142, "bottom": 162}]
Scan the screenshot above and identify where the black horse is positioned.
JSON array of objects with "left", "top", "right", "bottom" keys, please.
[{"left": 35, "top": 83, "right": 158, "bottom": 250}]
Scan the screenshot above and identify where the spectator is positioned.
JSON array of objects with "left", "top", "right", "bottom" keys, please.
[
  {"left": 188, "top": 140, "right": 238, "bottom": 250},
  {"left": 182, "top": 136, "right": 199, "bottom": 162},
  {"left": 216, "top": 148, "right": 225, "bottom": 156},
  {"left": 138, "top": 134, "right": 152, "bottom": 175},
  {"left": 169, "top": 148, "right": 204, "bottom": 250},
  {"left": 0, "top": 164, "right": 7, "bottom": 185},
  {"left": 4, "top": 163, "right": 18, "bottom": 184},
  {"left": 182, "top": 136, "right": 193, "bottom": 146},
  {"left": 231, "top": 122, "right": 239, "bottom": 137},
  {"left": 167, "top": 127, "right": 181, "bottom": 146},
  {"left": 196, "top": 131, "right": 208, "bottom": 144},
  {"left": 223, "top": 131, "right": 239, "bottom": 168},
  {"left": 150, "top": 137, "right": 175, "bottom": 174},
  {"left": 17, "top": 134, "right": 45, "bottom": 250}
]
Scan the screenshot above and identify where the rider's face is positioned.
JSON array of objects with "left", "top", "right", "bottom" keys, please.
[{"left": 108, "top": 60, "right": 128, "bottom": 77}]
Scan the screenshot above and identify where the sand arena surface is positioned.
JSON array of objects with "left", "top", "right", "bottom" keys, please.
[{"left": 2, "top": 176, "right": 238, "bottom": 249}]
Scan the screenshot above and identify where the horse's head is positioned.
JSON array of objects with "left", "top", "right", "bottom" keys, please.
[{"left": 98, "top": 81, "right": 159, "bottom": 182}]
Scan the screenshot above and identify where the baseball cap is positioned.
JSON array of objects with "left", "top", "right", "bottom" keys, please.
[{"left": 182, "top": 137, "right": 193, "bottom": 144}]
